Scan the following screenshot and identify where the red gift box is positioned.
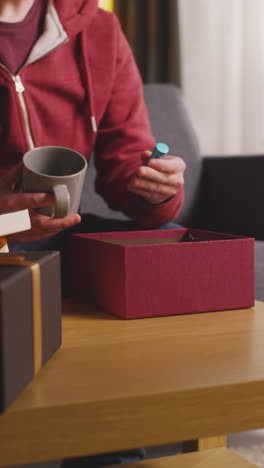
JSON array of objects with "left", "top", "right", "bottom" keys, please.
[{"left": 71, "top": 229, "right": 254, "bottom": 319}]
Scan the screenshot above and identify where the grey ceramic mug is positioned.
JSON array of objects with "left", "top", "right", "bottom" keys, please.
[{"left": 22, "top": 146, "right": 88, "bottom": 218}]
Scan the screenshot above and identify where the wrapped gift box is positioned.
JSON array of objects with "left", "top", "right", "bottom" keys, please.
[
  {"left": 71, "top": 229, "right": 254, "bottom": 319},
  {"left": 0, "top": 251, "right": 61, "bottom": 412}
]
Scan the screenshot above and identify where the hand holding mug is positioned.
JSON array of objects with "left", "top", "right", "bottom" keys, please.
[
  {"left": 22, "top": 146, "right": 88, "bottom": 217},
  {"left": 0, "top": 146, "right": 87, "bottom": 243}
]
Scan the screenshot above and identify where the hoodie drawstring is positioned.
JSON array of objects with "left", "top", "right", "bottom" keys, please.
[{"left": 80, "top": 31, "right": 97, "bottom": 133}]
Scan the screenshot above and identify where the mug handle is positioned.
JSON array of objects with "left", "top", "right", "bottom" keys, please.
[{"left": 52, "top": 184, "right": 70, "bottom": 218}]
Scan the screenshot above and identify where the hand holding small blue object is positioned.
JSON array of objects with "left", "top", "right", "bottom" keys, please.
[
  {"left": 148, "top": 142, "right": 170, "bottom": 160},
  {"left": 128, "top": 143, "right": 186, "bottom": 205}
]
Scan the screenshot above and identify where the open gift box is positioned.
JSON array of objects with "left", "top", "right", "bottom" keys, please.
[
  {"left": 71, "top": 229, "right": 254, "bottom": 319},
  {"left": 0, "top": 251, "right": 62, "bottom": 412}
]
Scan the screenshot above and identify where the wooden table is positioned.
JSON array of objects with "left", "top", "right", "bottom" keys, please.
[{"left": 0, "top": 300, "right": 264, "bottom": 466}]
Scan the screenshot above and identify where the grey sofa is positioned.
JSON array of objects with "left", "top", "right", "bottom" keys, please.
[{"left": 80, "top": 84, "right": 263, "bottom": 301}]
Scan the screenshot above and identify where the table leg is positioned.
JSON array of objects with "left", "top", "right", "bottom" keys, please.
[{"left": 183, "top": 435, "right": 227, "bottom": 452}]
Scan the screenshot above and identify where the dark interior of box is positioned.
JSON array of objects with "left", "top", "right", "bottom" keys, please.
[{"left": 100, "top": 230, "right": 239, "bottom": 246}]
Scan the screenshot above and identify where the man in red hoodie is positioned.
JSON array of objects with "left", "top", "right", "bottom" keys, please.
[
  {"left": 0, "top": 0, "right": 185, "bottom": 245},
  {"left": 0, "top": 1, "right": 186, "bottom": 466}
]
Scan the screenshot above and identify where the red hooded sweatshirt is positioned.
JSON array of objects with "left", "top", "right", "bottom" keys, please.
[{"left": 0, "top": 0, "right": 184, "bottom": 227}]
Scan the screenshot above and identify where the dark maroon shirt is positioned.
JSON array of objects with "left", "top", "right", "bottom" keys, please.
[{"left": 0, "top": 0, "right": 46, "bottom": 75}]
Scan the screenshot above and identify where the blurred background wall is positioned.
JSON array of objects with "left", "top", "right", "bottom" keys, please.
[
  {"left": 99, "top": 0, "right": 264, "bottom": 157},
  {"left": 114, "top": 0, "right": 181, "bottom": 86},
  {"left": 178, "top": 0, "right": 264, "bottom": 156},
  {"left": 98, "top": 0, "right": 113, "bottom": 11}
]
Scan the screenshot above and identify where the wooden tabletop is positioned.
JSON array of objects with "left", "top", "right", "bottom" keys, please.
[{"left": 1, "top": 301, "right": 264, "bottom": 466}]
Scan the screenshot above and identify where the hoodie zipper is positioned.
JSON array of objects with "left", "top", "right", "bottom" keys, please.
[
  {"left": 0, "top": 65, "right": 35, "bottom": 150},
  {"left": 0, "top": 28, "right": 69, "bottom": 150},
  {"left": 13, "top": 75, "right": 35, "bottom": 150},
  {"left": 0, "top": 0, "right": 68, "bottom": 150}
]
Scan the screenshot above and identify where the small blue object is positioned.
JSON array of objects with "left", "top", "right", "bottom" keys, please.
[{"left": 148, "top": 142, "right": 169, "bottom": 160}]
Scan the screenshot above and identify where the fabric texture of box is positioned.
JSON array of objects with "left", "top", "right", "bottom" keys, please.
[{"left": 71, "top": 229, "right": 254, "bottom": 320}]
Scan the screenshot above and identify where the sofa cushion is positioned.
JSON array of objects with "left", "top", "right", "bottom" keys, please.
[
  {"left": 80, "top": 154, "right": 129, "bottom": 220},
  {"left": 255, "top": 241, "right": 264, "bottom": 301}
]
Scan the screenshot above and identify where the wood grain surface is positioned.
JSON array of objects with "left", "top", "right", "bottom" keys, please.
[
  {"left": 110, "top": 449, "right": 257, "bottom": 467},
  {"left": 0, "top": 301, "right": 263, "bottom": 465}
]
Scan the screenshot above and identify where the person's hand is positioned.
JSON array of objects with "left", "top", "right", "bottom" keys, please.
[
  {"left": 0, "top": 165, "right": 81, "bottom": 243},
  {"left": 128, "top": 150, "right": 186, "bottom": 204}
]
